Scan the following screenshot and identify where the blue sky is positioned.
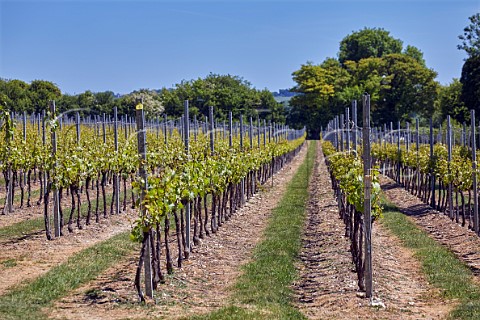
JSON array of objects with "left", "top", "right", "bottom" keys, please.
[{"left": 1, "top": 0, "right": 479, "bottom": 95}]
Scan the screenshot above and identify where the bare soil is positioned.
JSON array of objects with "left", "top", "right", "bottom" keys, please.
[
  {"left": 293, "top": 143, "right": 453, "bottom": 319},
  {"left": 381, "top": 175, "right": 480, "bottom": 282},
  {"left": 45, "top": 143, "right": 309, "bottom": 320},
  {"left": 0, "top": 209, "right": 136, "bottom": 296}
]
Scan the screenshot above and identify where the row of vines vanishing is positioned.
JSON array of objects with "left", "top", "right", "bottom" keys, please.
[
  {"left": 322, "top": 140, "right": 382, "bottom": 292},
  {"left": 373, "top": 141, "right": 478, "bottom": 230}
]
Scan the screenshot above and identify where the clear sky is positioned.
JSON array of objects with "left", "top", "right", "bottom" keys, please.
[{"left": 1, "top": 0, "right": 479, "bottom": 95}]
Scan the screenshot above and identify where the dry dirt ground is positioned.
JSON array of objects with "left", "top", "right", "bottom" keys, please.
[
  {"left": 380, "top": 175, "right": 480, "bottom": 282},
  {"left": 46, "top": 143, "right": 309, "bottom": 320},
  {"left": 293, "top": 143, "right": 453, "bottom": 319},
  {"left": 0, "top": 209, "right": 137, "bottom": 296}
]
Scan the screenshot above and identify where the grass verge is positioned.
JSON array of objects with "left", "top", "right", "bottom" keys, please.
[
  {"left": 381, "top": 198, "right": 480, "bottom": 319},
  {"left": 189, "top": 141, "right": 316, "bottom": 320},
  {"left": 0, "top": 231, "right": 137, "bottom": 320}
]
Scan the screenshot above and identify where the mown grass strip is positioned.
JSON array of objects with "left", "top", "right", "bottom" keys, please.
[
  {"left": 189, "top": 141, "right": 316, "bottom": 320},
  {"left": 381, "top": 199, "right": 480, "bottom": 319},
  {"left": 0, "top": 231, "right": 137, "bottom": 320}
]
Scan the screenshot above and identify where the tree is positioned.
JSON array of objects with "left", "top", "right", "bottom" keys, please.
[
  {"left": 404, "top": 45, "right": 426, "bottom": 67},
  {"left": 375, "top": 54, "right": 438, "bottom": 125},
  {"left": 460, "top": 54, "right": 480, "bottom": 114},
  {"left": 338, "top": 27, "right": 403, "bottom": 64},
  {"left": 94, "top": 91, "right": 116, "bottom": 115},
  {"left": 126, "top": 89, "right": 163, "bottom": 119},
  {"left": 435, "top": 79, "right": 467, "bottom": 123},
  {"left": 56, "top": 94, "right": 80, "bottom": 115},
  {"left": 0, "top": 79, "right": 32, "bottom": 112},
  {"left": 28, "top": 80, "right": 61, "bottom": 113},
  {"left": 159, "top": 73, "right": 275, "bottom": 121},
  {"left": 258, "top": 89, "right": 286, "bottom": 123},
  {"left": 458, "top": 13, "right": 480, "bottom": 58},
  {"left": 289, "top": 59, "right": 352, "bottom": 137},
  {"left": 77, "top": 90, "right": 96, "bottom": 114}
]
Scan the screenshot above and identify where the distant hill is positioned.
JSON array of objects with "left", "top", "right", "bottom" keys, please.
[
  {"left": 272, "top": 89, "right": 298, "bottom": 98},
  {"left": 272, "top": 89, "right": 298, "bottom": 106}
]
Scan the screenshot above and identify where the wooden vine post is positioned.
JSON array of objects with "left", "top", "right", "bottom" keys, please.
[
  {"left": 345, "top": 107, "right": 350, "bottom": 152},
  {"left": 352, "top": 100, "right": 357, "bottom": 152},
  {"left": 362, "top": 93, "right": 373, "bottom": 299},
  {"left": 340, "top": 114, "right": 344, "bottom": 152},
  {"left": 49, "top": 101, "right": 61, "bottom": 237},
  {"left": 5, "top": 112, "right": 13, "bottom": 213},
  {"left": 184, "top": 100, "right": 192, "bottom": 256},
  {"left": 416, "top": 119, "right": 420, "bottom": 192},
  {"left": 472, "top": 110, "right": 479, "bottom": 234},
  {"left": 397, "top": 121, "right": 401, "bottom": 184},
  {"left": 430, "top": 118, "right": 435, "bottom": 208},
  {"left": 114, "top": 107, "right": 120, "bottom": 214},
  {"left": 228, "top": 111, "right": 233, "bottom": 148},
  {"left": 135, "top": 98, "right": 153, "bottom": 299},
  {"left": 447, "top": 116, "right": 454, "bottom": 220}
]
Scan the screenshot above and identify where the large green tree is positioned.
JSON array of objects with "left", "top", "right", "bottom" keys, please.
[
  {"left": 0, "top": 79, "right": 32, "bottom": 112},
  {"left": 460, "top": 54, "right": 480, "bottom": 115},
  {"left": 458, "top": 13, "right": 480, "bottom": 58},
  {"left": 459, "top": 13, "right": 480, "bottom": 114},
  {"left": 289, "top": 27, "right": 439, "bottom": 133},
  {"left": 288, "top": 59, "right": 352, "bottom": 137},
  {"left": 28, "top": 80, "right": 61, "bottom": 113},
  {"left": 160, "top": 73, "right": 284, "bottom": 122},
  {"left": 435, "top": 79, "right": 467, "bottom": 123},
  {"left": 338, "top": 27, "right": 403, "bottom": 64},
  {"left": 375, "top": 54, "right": 438, "bottom": 124}
]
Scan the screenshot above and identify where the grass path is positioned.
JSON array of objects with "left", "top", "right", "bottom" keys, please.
[
  {"left": 189, "top": 141, "right": 316, "bottom": 320},
  {"left": 381, "top": 198, "right": 480, "bottom": 319},
  {"left": 0, "top": 231, "right": 138, "bottom": 320}
]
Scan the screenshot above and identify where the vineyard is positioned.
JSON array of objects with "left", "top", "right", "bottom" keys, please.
[
  {"left": 0, "top": 103, "right": 307, "bottom": 303},
  {"left": 2, "top": 98, "right": 480, "bottom": 319}
]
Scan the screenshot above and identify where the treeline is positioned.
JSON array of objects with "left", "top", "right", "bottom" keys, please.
[
  {"left": 0, "top": 73, "right": 286, "bottom": 123},
  {"left": 288, "top": 14, "right": 480, "bottom": 137}
]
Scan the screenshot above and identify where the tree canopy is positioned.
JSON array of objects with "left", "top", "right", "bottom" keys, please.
[
  {"left": 338, "top": 27, "right": 403, "bottom": 64},
  {"left": 458, "top": 13, "right": 480, "bottom": 58},
  {"left": 160, "top": 73, "right": 285, "bottom": 123},
  {"left": 460, "top": 54, "right": 480, "bottom": 115},
  {"left": 435, "top": 79, "right": 467, "bottom": 124},
  {"left": 289, "top": 27, "right": 439, "bottom": 137},
  {"left": 458, "top": 13, "right": 480, "bottom": 117},
  {"left": 0, "top": 74, "right": 284, "bottom": 123}
]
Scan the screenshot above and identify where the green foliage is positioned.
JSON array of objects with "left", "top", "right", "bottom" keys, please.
[
  {"left": 460, "top": 54, "right": 480, "bottom": 115},
  {"left": 458, "top": 13, "right": 480, "bottom": 58},
  {"left": 130, "top": 131, "right": 306, "bottom": 241},
  {"left": 289, "top": 59, "right": 351, "bottom": 137},
  {"left": 372, "top": 141, "right": 477, "bottom": 192},
  {"left": 338, "top": 27, "right": 403, "bottom": 64},
  {"left": 28, "top": 80, "right": 61, "bottom": 113},
  {"left": 322, "top": 141, "right": 382, "bottom": 219},
  {"left": 436, "top": 79, "right": 467, "bottom": 123},
  {"left": 403, "top": 45, "right": 426, "bottom": 67},
  {"left": 375, "top": 54, "right": 438, "bottom": 124},
  {"left": 288, "top": 28, "right": 438, "bottom": 134},
  {"left": 160, "top": 73, "right": 285, "bottom": 122}
]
